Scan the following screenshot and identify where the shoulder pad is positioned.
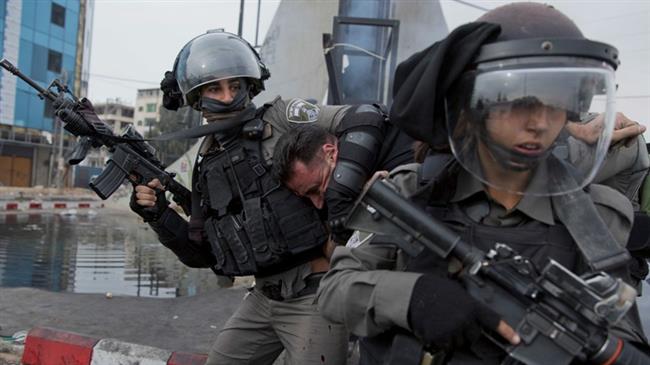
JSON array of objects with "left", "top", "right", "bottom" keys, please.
[
  {"left": 387, "top": 163, "right": 421, "bottom": 198},
  {"left": 285, "top": 98, "right": 321, "bottom": 124},
  {"left": 588, "top": 184, "right": 634, "bottom": 225}
]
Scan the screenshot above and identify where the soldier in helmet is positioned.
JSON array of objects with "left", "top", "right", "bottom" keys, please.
[
  {"left": 316, "top": 3, "right": 650, "bottom": 364},
  {"left": 128, "top": 31, "right": 358, "bottom": 364}
]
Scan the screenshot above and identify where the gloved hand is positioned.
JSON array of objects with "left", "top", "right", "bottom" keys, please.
[
  {"left": 130, "top": 179, "right": 169, "bottom": 222},
  {"left": 325, "top": 189, "right": 354, "bottom": 244},
  {"left": 160, "top": 71, "right": 183, "bottom": 111},
  {"left": 408, "top": 274, "right": 501, "bottom": 347}
]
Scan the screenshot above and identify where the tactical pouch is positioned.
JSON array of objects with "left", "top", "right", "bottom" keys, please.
[
  {"left": 266, "top": 187, "right": 328, "bottom": 255},
  {"left": 204, "top": 216, "right": 257, "bottom": 276},
  {"left": 243, "top": 197, "right": 277, "bottom": 267},
  {"left": 204, "top": 217, "right": 228, "bottom": 269},
  {"left": 205, "top": 166, "right": 232, "bottom": 216}
]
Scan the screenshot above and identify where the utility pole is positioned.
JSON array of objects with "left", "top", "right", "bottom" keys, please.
[
  {"left": 54, "top": 70, "right": 69, "bottom": 189},
  {"left": 238, "top": 0, "right": 245, "bottom": 37}
]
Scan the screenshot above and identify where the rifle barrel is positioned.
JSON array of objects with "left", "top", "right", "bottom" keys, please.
[{"left": 0, "top": 59, "right": 57, "bottom": 101}]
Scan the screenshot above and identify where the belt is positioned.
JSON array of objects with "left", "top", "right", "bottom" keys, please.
[{"left": 257, "top": 272, "right": 325, "bottom": 301}]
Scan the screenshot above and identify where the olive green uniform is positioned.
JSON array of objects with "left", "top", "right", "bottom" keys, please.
[{"left": 316, "top": 149, "right": 647, "bottom": 353}]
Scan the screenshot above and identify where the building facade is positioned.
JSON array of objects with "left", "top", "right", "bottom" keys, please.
[
  {"left": 133, "top": 88, "right": 162, "bottom": 138},
  {"left": 0, "top": 0, "right": 93, "bottom": 187},
  {"left": 94, "top": 99, "right": 134, "bottom": 135}
]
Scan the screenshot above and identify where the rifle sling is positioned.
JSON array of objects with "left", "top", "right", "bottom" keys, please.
[
  {"left": 92, "top": 104, "right": 257, "bottom": 144},
  {"left": 549, "top": 158, "right": 630, "bottom": 271}
]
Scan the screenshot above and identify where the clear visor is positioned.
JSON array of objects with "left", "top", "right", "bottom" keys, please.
[
  {"left": 446, "top": 66, "right": 616, "bottom": 196},
  {"left": 175, "top": 33, "right": 261, "bottom": 103}
]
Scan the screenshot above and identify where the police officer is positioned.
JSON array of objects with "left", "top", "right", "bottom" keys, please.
[
  {"left": 129, "top": 31, "right": 355, "bottom": 364},
  {"left": 316, "top": 3, "right": 650, "bottom": 364}
]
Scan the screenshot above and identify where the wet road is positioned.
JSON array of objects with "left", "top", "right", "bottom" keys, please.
[{"left": 0, "top": 210, "right": 229, "bottom": 298}]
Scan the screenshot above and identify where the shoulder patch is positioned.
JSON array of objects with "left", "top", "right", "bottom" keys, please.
[{"left": 285, "top": 98, "right": 320, "bottom": 123}]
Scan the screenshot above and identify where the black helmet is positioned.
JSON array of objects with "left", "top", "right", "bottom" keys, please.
[
  {"left": 442, "top": 3, "right": 620, "bottom": 196},
  {"left": 173, "top": 30, "right": 270, "bottom": 109}
]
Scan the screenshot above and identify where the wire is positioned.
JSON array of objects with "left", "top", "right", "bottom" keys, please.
[
  {"left": 449, "top": 0, "right": 489, "bottom": 12},
  {"left": 86, "top": 73, "right": 158, "bottom": 85},
  {"left": 323, "top": 43, "right": 386, "bottom": 61},
  {"left": 617, "top": 95, "right": 650, "bottom": 99}
]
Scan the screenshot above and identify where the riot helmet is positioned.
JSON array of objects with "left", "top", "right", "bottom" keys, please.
[
  {"left": 173, "top": 30, "right": 270, "bottom": 110},
  {"left": 444, "top": 3, "right": 619, "bottom": 196}
]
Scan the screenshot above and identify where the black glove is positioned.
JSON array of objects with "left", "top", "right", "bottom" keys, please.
[
  {"left": 160, "top": 71, "right": 183, "bottom": 111},
  {"left": 325, "top": 189, "right": 354, "bottom": 244},
  {"left": 408, "top": 274, "right": 500, "bottom": 347},
  {"left": 130, "top": 186, "right": 169, "bottom": 222}
]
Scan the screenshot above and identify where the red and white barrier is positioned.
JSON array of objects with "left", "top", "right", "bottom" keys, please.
[
  {"left": 0, "top": 200, "right": 104, "bottom": 211},
  {"left": 21, "top": 327, "right": 207, "bottom": 365}
]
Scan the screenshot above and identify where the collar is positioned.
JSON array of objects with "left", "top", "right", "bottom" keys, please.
[{"left": 451, "top": 168, "right": 556, "bottom": 226}]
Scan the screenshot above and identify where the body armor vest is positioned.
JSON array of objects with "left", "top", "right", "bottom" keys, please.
[{"left": 195, "top": 117, "right": 328, "bottom": 277}]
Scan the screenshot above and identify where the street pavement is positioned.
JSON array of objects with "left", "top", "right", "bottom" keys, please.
[{"left": 0, "top": 286, "right": 246, "bottom": 355}]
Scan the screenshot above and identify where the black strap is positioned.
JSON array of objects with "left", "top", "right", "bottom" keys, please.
[
  {"left": 549, "top": 158, "right": 631, "bottom": 271},
  {"left": 96, "top": 104, "right": 258, "bottom": 144}
]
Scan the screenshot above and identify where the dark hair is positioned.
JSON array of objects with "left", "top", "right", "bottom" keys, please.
[{"left": 272, "top": 124, "right": 336, "bottom": 182}]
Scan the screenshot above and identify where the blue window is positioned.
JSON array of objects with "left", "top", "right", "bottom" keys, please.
[
  {"left": 47, "top": 49, "right": 62, "bottom": 73},
  {"left": 51, "top": 2, "right": 65, "bottom": 27}
]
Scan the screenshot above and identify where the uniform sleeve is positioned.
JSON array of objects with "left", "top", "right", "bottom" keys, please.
[
  {"left": 582, "top": 135, "right": 649, "bottom": 210},
  {"left": 316, "top": 241, "right": 422, "bottom": 337},
  {"left": 317, "top": 167, "right": 423, "bottom": 337},
  {"left": 148, "top": 208, "right": 217, "bottom": 268}
]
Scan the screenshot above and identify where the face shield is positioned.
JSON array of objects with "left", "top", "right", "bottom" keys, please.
[
  {"left": 445, "top": 56, "right": 617, "bottom": 196},
  {"left": 175, "top": 32, "right": 263, "bottom": 107}
]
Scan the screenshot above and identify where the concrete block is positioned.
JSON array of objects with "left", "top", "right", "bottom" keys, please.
[
  {"left": 22, "top": 327, "right": 99, "bottom": 365},
  {"left": 90, "top": 338, "right": 171, "bottom": 365}
]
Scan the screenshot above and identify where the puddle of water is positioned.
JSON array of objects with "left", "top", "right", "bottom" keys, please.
[{"left": 0, "top": 211, "right": 228, "bottom": 297}]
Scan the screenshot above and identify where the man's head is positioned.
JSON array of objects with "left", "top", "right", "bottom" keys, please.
[
  {"left": 273, "top": 125, "right": 338, "bottom": 209},
  {"left": 172, "top": 30, "right": 270, "bottom": 111}
]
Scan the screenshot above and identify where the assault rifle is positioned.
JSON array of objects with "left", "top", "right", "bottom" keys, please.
[
  {"left": 0, "top": 59, "right": 191, "bottom": 215},
  {"left": 346, "top": 179, "right": 650, "bottom": 365}
]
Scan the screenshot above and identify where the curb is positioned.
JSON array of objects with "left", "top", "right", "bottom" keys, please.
[
  {"left": 0, "top": 200, "right": 104, "bottom": 211},
  {"left": 21, "top": 327, "right": 208, "bottom": 365}
]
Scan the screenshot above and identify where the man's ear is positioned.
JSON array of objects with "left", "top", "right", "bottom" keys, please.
[{"left": 321, "top": 143, "right": 338, "bottom": 163}]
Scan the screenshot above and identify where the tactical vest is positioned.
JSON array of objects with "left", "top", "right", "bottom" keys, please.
[{"left": 195, "top": 117, "right": 328, "bottom": 277}]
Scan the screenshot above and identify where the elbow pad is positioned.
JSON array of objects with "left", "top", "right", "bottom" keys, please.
[
  {"left": 326, "top": 105, "right": 388, "bottom": 241},
  {"left": 330, "top": 104, "right": 388, "bottom": 196}
]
